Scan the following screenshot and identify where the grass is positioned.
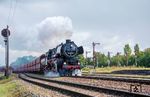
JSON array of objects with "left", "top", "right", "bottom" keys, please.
[
  {"left": 0, "top": 81, "right": 17, "bottom": 97},
  {"left": 0, "top": 72, "right": 4, "bottom": 77},
  {"left": 95, "top": 66, "right": 150, "bottom": 73},
  {"left": 82, "top": 66, "right": 150, "bottom": 78},
  {"left": 0, "top": 76, "right": 13, "bottom": 84},
  {"left": 82, "top": 66, "right": 150, "bottom": 73},
  {"left": 0, "top": 75, "right": 17, "bottom": 97}
]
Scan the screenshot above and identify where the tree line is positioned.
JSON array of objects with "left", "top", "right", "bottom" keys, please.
[{"left": 79, "top": 44, "right": 150, "bottom": 67}]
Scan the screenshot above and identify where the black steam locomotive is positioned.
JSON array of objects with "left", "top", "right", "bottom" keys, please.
[{"left": 14, "top": 39, "right": 84, "bottom": 76}]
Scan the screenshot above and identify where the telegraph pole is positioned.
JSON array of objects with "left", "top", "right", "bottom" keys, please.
[
  {"left": 135, "top": 55, "right": 137, "bottom": 66},
  {"left": 92, "top": 42, "right": 100, "bottom": 68},
  {"left": 1, "top": 25, "right": 10, "bottom": 78},
  {"left": 107, "top": 52, "right": 112, "bottom": 67},
  {"left": 117, "top": 52, "right": 121, "bottom": 66}
]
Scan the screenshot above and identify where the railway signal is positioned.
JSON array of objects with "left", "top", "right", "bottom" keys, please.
[
  {"left": 92, "top": 42, "right": 100, "bottom": 68},
  {"left": 1, "top": 25, "right": 10, "bottom": 78}
]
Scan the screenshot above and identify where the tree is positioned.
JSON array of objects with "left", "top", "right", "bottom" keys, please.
[
  {"left": 128, "top": 55, "right": 135, "bottom": 66},
  {"left": 78, "top": 55, "right": 86, "bottom": 67},
  {"left": 134, "top": 44, "right": 140, "bottom": 66},
  {"left": 124, "top": 44, "right": 132, "bottom": 66},
  {"left": 134, "top": 44, "right": 140, "bottom": 56},
  {"left": 136, "top": 51, "right": 145, "bottom": 67},
  {"left": 142, "top": 48, "right": 150, "bottom": 67},
  {"left": 95, "top": 52, "right": 108, "bottom": 67},
  {"left": 111, "top": 52, "right": 124, "bottom": 66}
]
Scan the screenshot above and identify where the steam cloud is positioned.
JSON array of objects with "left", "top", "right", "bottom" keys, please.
[{"left": 36, "top": 16, "right": 73, "bottom": 49}]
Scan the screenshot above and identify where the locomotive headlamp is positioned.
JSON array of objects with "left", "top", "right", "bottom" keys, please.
[{"left": 64, "top": 62, "right": 67, "bottom": 65}]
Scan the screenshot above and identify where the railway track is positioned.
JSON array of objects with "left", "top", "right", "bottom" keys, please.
[
  {"left": 83, "top": 73, "right": 150, "bottom": 79},
  {"left": 74, "top": 75, "right": 150, "bottom": 85},
  {"left": 55, "top": 76, "right": 150, "bottom": 95},
  {"left": 19, "top": 74, "right": 93, "bottom": 97},
  {"left": 19, "top": 73, "right": 150, "bottom": 97}
]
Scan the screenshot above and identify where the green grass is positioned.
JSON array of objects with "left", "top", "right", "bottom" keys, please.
[
  {"left": 0, "top": 81, "right": 17, "bottom": 97},
  {"left": 82, "top": 66, "right": 150, "bottom": 73},
  {"left": 82, "top": 66, "right": 150, "bottom": 78},
  {"left": 0, "top": 72, "right": 4, "bottom": 77},
  {"left": 0, "top": 74, "right": 18, "bottom": 97},
  {"left": 95, "top": 66, "right": 150, "bottom": 73}
]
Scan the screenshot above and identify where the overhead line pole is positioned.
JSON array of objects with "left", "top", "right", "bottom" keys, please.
[
  {"left": 107, "top": 51, "right": 113, "bottom": 67},
  {"left": 117, "top": 52, "right": 121, "bottom": 66},
  {"left": 92, "top": 42, "right": 100, "bottom": 69}
]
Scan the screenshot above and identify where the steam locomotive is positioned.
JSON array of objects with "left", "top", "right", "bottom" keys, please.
[{"left": 14, "top": 39, "right": 84, "bottom": 76}]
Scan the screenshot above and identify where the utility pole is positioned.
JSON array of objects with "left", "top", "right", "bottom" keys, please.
[
  {"left": 92, "top": 42, "right": 100, "bottom": 68},
  {"left": 1, "top": 25, "right": 10, "bottom": 78},
  {"left": 117, "top": 52, "right": 121, "bottom": 66},
  {"left": 85, "top": 51, "right": 91, "bottom": 65},
  {"left": 107, "top": 52, "right": 112, "bottom": 67},
  {"left": 135, "top": 55, "right": 137, "bottom": 66}
]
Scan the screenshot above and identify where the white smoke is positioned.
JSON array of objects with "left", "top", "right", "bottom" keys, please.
[{"left": 36, "top": 16, "right": 73, "bottom": 49}]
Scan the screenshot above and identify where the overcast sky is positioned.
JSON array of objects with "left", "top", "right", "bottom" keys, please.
[{"left": 0, "top": 0, "right": 150, "bottom": 65}]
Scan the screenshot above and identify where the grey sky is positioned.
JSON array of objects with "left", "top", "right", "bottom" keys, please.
[{"left": 0, "top": 0, "right": 150, "bottom": 65}]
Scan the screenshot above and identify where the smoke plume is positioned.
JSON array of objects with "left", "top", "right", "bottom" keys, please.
[{"left": 36, "top": 16, "right": 73, "bottom": 49}]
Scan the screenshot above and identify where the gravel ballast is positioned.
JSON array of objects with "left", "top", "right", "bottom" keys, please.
[{"left": 52, "top": 77, "right": 150, "bottom": 95}]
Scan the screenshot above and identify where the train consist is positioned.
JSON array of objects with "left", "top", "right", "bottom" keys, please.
[
  {"left": 14, "top": 39, "right": 84, "bottom": 76},
  {"left": 0, "top": 67, "right": 4, "bottom": 72}
]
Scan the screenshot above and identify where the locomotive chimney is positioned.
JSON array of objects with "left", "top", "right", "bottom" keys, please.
[{"left": 66, "top": 39, "right": 71, "bottom": 43}]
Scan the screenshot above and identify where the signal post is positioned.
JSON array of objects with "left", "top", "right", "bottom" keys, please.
[
  {"left": 92, "top": 42, "right": 100, "bottom": 68},
  {"left": 1, "top": 25, "right": 10, "bottom": 78}
]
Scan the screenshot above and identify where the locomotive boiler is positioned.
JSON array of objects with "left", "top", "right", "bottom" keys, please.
[{"left": 14, "top": 39, "right": 84, "bottom": 76}]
